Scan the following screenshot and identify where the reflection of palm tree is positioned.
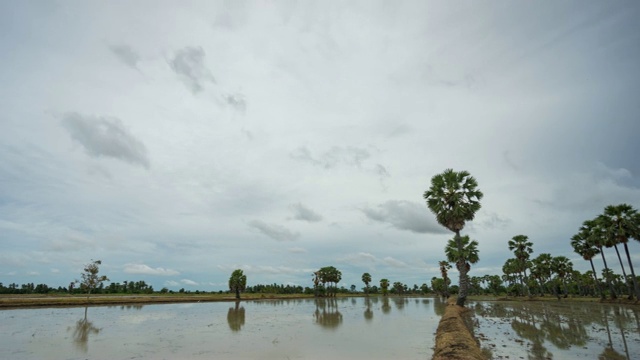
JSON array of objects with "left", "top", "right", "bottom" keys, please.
[
  {"left": 313, "top": 298, "right": 342, "bottom": 329},
  {"left": 70, "top": 307, "right": 100, "bottom": 353},
  {"left": 433, "top": 297, "right": 446, "bottom": 316},
  {"left": 227, "top": 301, "right": 246, "bottom": 332},
  {"left": 391, "top": 297, "right": 406, "bottom": 311},
  {"left": 381, "top": 297, "right": 391, "bottom": 314},
  {"left": 364, "top": 298, "right": 373, "bottom": 321}
]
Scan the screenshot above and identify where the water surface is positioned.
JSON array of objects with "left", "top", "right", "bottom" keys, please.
[
  {"left": 0, "top": 297, "right": 440, "bottom": 360},
  {"left": 470, "top": 300, "right": 640, "bottom": 359}
]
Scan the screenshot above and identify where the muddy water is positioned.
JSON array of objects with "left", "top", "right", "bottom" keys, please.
[
  {"left": 469, "top": 300, "right": 640, "bottom": 359},
  {"left": 0, "top": 297, "right": 440, "bottom": 360}
]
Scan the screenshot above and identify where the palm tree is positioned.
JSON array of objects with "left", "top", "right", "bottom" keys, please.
[
  {"left": 380, "top": 278, "right": 389, "bottom": 296},
  {"left": 530, "top": 253, "right": 553, "bottom": 296},
  {"left": 582, "top": 219, "right": 617, "bottom": 299},
  {"left": 444, "top": 235, "right": 479, "bottom": 299},
  {"left": 508, "top": 235, "right": 533, "bottom": 297},
  {"left": 550, "top": 256, "right": 573, "bottom": 299},
  {"left": 438, "top": 260, "right": 452, "bottom": 298},
  {"left": 601, "top": 204, "right": 640, "bottom": 300},
  {"left": 361, "top": 273, "right": 372, "bottom": 296},
  {"left": 423, "top": 169, "right": 483, "bottom": 306},
  {"left": 228, "top": 269, "right": 247, "bottom": 299},
  {"left": 571, "top": 230, "right": 604, "bottom": 299}
]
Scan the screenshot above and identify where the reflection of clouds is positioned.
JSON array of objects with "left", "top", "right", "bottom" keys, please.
[{"left": 119, "top": 312, "right": 176, "bottom": 325}]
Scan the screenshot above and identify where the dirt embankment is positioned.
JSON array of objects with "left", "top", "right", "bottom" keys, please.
[{"left": 433, "top": 298, "right": 486, "bottom": 360}]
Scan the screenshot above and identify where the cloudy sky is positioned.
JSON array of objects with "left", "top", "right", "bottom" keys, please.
[{"left": 2, "top": 1, "right": 640, "bottom": 291}]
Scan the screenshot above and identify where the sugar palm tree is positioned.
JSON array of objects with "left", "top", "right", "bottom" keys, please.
[
  {"left": 445, "top": 235, "right": 479, "bottom": 301},
  {"left": 551, "top": 256, "right": 573, "bottom": 299},
  {"left": 601, "top": 204, "right": 640, "bottom": 300},
  {"left": 380, "top": 278, "right": 389, "bottom": 296},
  {"left": 530, "top": 253, "right": 553, "bottom": 296},
  {"left": 508, "top": 235, "right": 533, "bottom": 297},
  {"left": 423, "top": 169, "right": 483, "bottom": 306},
  {"left": 228, "top": 269, "right": 247, "bottom": 300},
  {"left": 571, "top": 230, "right": 604, "bottom": 299},
  {"left": 438, "top": 260, "right": 452, "bottom": 298},
  {"left": 361, "top": 272, "right": 372, "bottom": 296},
  {"left": 597, "top": 213, "right": 633, "bottom": 298},
  {"left": 582, "top": 219, "right": 617, "bottom": 299}
]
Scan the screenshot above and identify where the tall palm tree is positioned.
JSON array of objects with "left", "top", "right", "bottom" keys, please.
[
  {"left": 502, "top": 258, "right": 520, "bottom": 295},
  {"left": 570, "top": 230, "right": 604, "bottom": 299},
  {"left": 582, "top": 219, "right": 617, "bottom": 299},
  {"left": 424, "top": 169, "right": 483, "bottom": 306},
  {"left": 601, "top": 204, "right": 640, "bottom": 300},
  {"left": 597, "top": 214, "right": 633, "bottom": 298},
  {"left": 438, "top": 260, "right": 452, "bottom": 298},
  {"left": 508, "top": 235, "right": 533, "bottom": 297},
  {"left": 445, "top": 235, "right": 479, "bottom": 301},
  {"left": 361, "top": 272, "right": 372, "bottom": 296}
]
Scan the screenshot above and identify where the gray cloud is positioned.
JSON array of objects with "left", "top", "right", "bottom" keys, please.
[
  {"left": 361, "top": 200, "right": 448, "bottom": 234},
  {"left": 289, "top": 203, "right": 323, "bottom": 222},
  {"left": 224, "top": 93, "right": 247, "bottom": 113},
  {"left": 109, "top": 44, "right": 140, "bottom": 69},
  {"left": 248, "top": 220, "right": 300, "bottom": 241},
  {"left": 168, "top": 46, "right": 215, "bottom": 93},
  {"left": 291, "top": 146, "right": 371, "bottom": 169},
  {"left": 61, "top": 112, "right": 150, "bottom": 168}
]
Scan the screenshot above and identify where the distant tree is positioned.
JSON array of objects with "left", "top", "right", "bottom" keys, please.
[
  {"left": 317, "top": 266, "right": 342, "bottom": 297},
  {"left": 392, "top": 281, "right": 404, "bottom": 294},
  {"left": 362, "top": 272, "right": 372, "bottom": 296},
  {"left": 571, "top": 229, "right": 604, "bottom": 299},
  {"left": 228, "top": 269, "right": 247, "bottom": 299},
  {"left": 424, "top": 169, "right": 483, "bottom": 306},
  {"left": 600, "top": 204, "right": 640, "bottom": 300},
  {"left": 380, "top": 278, "right": 390, "bottom": 296},
  {"left": 438, "top": 260, "right": 452, "bottom": 298},
  {"left": 76, "top": 260, "right": 109, "bottom": 301},
  {"left": 508, "top": 235, "right": 533, "bottom": 297}
]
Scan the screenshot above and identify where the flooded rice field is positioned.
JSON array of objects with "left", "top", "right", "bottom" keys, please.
[
  {"left": 469, "top": 300, "right": 640, "bottom": 359},
  {"left": 0, "top": 297, "right": 439, "bottom": 360},
  {"left": 1, "top": 297, "right": 637, "bottom": 359}
]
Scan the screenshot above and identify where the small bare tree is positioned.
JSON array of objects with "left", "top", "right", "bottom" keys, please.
[{"left": 77, "top": 260, "right": 109, "bottom": 302}]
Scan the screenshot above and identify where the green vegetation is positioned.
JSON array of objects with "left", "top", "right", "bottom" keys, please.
[
  {"left": 228, "top": 269, "right": 247, "bottom": 299},
  {"left": 76, "top": 260, "right": 109, "bottom": 301},
  {"left": 424, "top": 168, "right": 483, "bottom": 306}
]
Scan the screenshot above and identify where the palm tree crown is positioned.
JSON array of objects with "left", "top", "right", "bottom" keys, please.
[{"left": 423, "top": 169, "right": 483, "bottom": 233}]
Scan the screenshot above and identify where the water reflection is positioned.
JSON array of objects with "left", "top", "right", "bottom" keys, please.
[
  {"left": 364, "top": 298, "right": 373, "bottom": 321},
  {"left": 472, "top": 301, "right": 639, "bottom": 360},
  {"left": 313, "top": 298, "right": 342, "bottom": 329},
  {"left": 69, "top": 307, "right": 100, "bottom": 353},
  {"left": 381, "top": 297, "right": 391, "bottom": 314},
  {"left": 433, "top": 297, "right": 446, "bottom": 316},
  {"left": 227, "top": 301, "right": 246, "bottom": 332}
]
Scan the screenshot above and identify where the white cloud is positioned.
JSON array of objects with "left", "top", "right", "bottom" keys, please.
[
  {"left": 123, "top": 264, "right": 180, "bottom": 276},
  {"left": 361, "top": 200, "right": 448, "bottom": 234},
  {"left": 181, "top": 279, "right": 199, "bottom": 286},
  {"left": 289, "top": 203, "right": 323, "bottom": 222}
]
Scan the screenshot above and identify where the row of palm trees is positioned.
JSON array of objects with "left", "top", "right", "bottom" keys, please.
[
  {"left": 423, "top": 168, "right": 639, "bottom": 305},
  {"left": 571, "top": 204, "right": 640, "bottom": 300}
]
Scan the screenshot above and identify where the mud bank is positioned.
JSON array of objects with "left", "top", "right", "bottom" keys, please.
[{"left": 432, "top": 298, "right": 486, "bottom": 360}]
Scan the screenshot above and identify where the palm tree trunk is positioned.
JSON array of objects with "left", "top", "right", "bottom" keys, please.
[
  {"left": 599, "top": 246, "right": 617, "bottom": 299},
  {"left": 623, "top": 242, "right": 640, "bottom": 300},
  {"left": 612, "top": 244, "right": 633, "bottom": 298},
  {"left": 589, "top": 259, "right": 605, "bottom": 299},
  {"left": 454, "top": 230, "right": 467, "bottom": 306}
]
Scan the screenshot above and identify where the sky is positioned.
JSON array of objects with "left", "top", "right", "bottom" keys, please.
[{"left": 1, "top": 1, "right": 640, "bottom": 292}]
